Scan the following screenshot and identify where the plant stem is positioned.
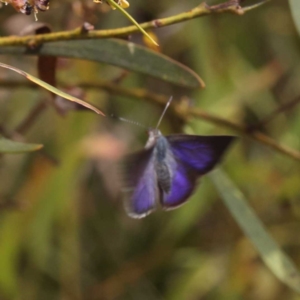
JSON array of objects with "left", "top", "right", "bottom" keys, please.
[{"left": 0, "top": 1, "right": 268, "bottom": 46}]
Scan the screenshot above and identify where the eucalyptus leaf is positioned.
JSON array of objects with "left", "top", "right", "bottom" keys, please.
[
  {"left": 0, "top": 137, "right": 43, "bottom": 154},
  {"left": 210, "top": 169, "right": 300, "bottom": 293},
  {"left": 0, "top": 39, "right": 204, "bottom": 89}
]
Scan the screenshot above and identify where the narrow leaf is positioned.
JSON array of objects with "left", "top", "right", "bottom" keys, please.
[
  {"left": 210, "top": 169, "right": 300, "bottom": 293},
  {"left": 0, "top": 40, "right": 204, "bottom": 89},
  {"left": 0, "top": 63, "right": 105, "bottom": 116},
  {"left": 0, "top": 137, "right": 43, "bottom": 153}
]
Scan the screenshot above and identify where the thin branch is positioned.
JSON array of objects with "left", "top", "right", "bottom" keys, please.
[
  {"left": 249, "top": 96, "right": 300, "bottom": 130},
  {"left": 15, "top": 101, "right": 47, "bottom": 135},
  {"left": 2, "top": 79, "right": 299, "bottom": 161},
  {"left": 187, "top": 108, "right": 300, "bottom": 161},
  {"left": 0, "top": 1, "right": 268, "bottom": 46}
]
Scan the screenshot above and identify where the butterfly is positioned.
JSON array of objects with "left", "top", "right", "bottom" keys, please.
[{"left": 121, "top": 98, "right": 236, "bottom": 219}]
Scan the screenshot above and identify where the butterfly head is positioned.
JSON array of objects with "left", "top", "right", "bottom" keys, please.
[{"left": 145, "top": 128, "right": 162, "bottom": 149}]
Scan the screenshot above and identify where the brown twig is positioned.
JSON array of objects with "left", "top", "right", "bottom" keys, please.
[
  {"left": 188, "top": 108, "right": 300, "bottom": 161},
  {"left": 15, "top": 101, "right": 47, "bottom": 135},
  {"left": 249, "top": 96, "right": 300, "bottom": 131},
  {"left": 1, "top": 79, "right": 299, "bottom": 161}
]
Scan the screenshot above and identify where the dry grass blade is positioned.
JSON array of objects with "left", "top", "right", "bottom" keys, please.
[{"left": 0, "top": 62, "right": 105, "bottom": 116}]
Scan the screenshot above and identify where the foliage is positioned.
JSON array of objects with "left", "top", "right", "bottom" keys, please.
[{"left": 0, "top": 0, "right": 300, "bottom": 299}]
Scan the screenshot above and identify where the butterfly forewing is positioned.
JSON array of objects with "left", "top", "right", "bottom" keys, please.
[
  {"left": 166, "top": 135, "right": 235, "bottom": 174},
  {"left": 160, "top": 135, "right": 235, "bottom": 209},
  {"left": 122, "top": 147, "right": 159, "bottom": 218}
]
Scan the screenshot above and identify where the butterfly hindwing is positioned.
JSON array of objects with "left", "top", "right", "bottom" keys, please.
[
  {"left": 160, "top": 159, "right": 199, "bottom": 209},
  {"left": 122, "top": 147, "right": 159, "bottom": 218},
  {"left": 160, "top": 135, "right": 235, "bottom": 209}
]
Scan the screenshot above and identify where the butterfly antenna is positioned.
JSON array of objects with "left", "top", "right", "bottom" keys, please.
[
  {"left": 156, "top": 96, "right": 173, "bottom": 129},
  {"left": 111, "top": 114, "right": 147, "bottom": 129}
]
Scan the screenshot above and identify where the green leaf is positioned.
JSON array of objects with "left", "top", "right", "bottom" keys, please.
[
  {"left": 0, "top": 137, "right": 43, "bottom": 153},
  {"left": 289, "top": 0, "right": 300, "bottom": 37},
  {"left": 209, "top": 169, "right": 300, "bottom": 293},
  {"left": 0, "top": 39, "right": 204, "bottom": 89}
]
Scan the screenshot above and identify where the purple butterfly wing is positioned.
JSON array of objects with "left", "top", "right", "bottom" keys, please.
[
  {"left": 167, "top": 135, "right": 235, "bottom": 173},
  {"left": 122, "top": 147, "right": 159, "bottom": 218},
  {"left": 161, "top": 135, "right": 235, "bottom": 209},
  {"left": 159, "top": 159, "right": 198, "bottom": 210}
]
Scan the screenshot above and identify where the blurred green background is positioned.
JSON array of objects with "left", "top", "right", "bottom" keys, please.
[{"left": 0, "top": 0, "right": 300, "bottom": 299}]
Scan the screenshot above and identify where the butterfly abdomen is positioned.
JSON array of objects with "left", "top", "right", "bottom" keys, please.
[{"left": 156, "top": 162, "right": 171, "bottom": 193}]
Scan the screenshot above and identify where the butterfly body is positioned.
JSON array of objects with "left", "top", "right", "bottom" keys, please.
[
  {"left": 123, "top": 128, "right": 235, "bottom": 219},
  {"left": 146, "top": 129, "right": 175, "bottom": 195}
]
